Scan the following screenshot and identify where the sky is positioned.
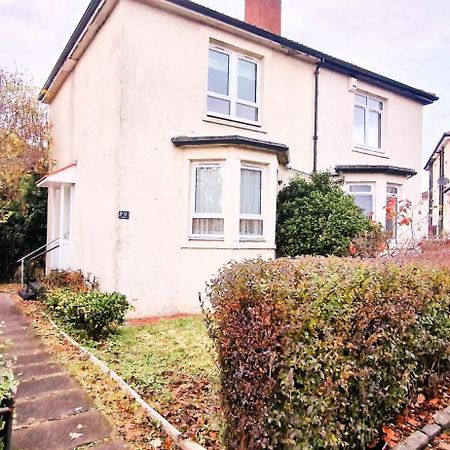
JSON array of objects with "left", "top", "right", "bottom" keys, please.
[{"left": 0, "top": 0, "right": 449, "bottom": 172}]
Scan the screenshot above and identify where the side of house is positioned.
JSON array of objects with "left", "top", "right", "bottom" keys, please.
[
  {"left": 37, "top": 0, "right": 437, "bottom": 316},
  {"left": 425, "top": 132, "right": 450, "bottom": 236}
]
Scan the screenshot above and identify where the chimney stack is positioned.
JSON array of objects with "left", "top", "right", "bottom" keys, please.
[{"left": 245, "top": 0, "right": 282, "bottom": 35}]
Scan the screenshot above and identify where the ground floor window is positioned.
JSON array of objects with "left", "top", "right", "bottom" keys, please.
[
  {"left": 347, "top": 184, "right": 374, "bottom": 218},
  {"left": 191, "top": 164, "right": 224, "bottom": 236},
  {"left": 240, "top": 166, "right": 263, "bottom": 237}
]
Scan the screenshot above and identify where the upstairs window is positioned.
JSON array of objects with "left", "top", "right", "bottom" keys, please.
[
  {"left": 208, "top": 47, "right": 260, "bottom": 124},
  {"left": 354, "top": 93, "right": 383, "bottom": 150},
  {"left": 191, "top": 164, "right": 224, "bottom": 236},
  {"left": 240, "top": 166, "right": 263, "bottom": 237},
  {"left": 348, "top": 184, "right": 373, "bottom": 218}
]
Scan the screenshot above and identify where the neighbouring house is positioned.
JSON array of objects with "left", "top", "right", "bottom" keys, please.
[
  {"left": 425, "top": 132, "right": 450, "bottom": 237},
  {"left": 36, "top": 0, "right": 438, "bottom": 316}
]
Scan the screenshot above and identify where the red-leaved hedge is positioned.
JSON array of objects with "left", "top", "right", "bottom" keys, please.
[{"left": 206, "top": 257, "right": 450, "bottom": 449}]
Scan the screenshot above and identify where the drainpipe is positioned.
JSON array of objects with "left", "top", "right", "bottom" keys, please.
[
  {"left": 428, "top": 164, "right": 434, "bottom": 238},
  {"left": 439, "top": 149, "right": 445, "bottom": 236},
  {"left": 312, "top": 61, "right": 321, "bottom": 173}
]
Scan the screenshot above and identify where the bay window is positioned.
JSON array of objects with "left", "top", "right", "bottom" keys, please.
[
  {"left": 354, "top": 93, "right": 383, "bottom": 150},
  {"left": 191, "top": 164, "right": 224, "bottom": 236},
  {"left": 240, "top": 166, "right": 263, "bottom": 236},
  {"left": 207, "top": 47, "right": 260, "bottom": 124},
  {"left": 386, "top": 184, "right": 399, "bottom": 238}
]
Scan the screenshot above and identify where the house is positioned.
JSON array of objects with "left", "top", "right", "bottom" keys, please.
[
  {"left": 425, "top": 132, "right": 450, "bottom": 237},
  {"left": 37, "top": 0, "right": 438, "bottom": 317}
]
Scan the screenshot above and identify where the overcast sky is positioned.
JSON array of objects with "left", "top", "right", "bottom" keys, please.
[{"left": 1, "top": 0, "right": 449, "bottom": 172}]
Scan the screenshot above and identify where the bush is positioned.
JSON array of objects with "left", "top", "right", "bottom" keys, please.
[
  {"left": 0, "top": 341, "right": 16, "bottom": 450},
  {"left": 44, "top": 289, "right": 131, "bottom": 340},
  {"left": 206, "top": 258, "right": 450, "bottom": 449},
  {"left": 40, "top": 270, "right": 97, "bottom": 295},
  {"left": 276, "top": 172, "right": 373, "bottom": 257}
]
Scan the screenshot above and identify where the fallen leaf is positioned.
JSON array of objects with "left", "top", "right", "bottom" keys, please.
[
  {"left": 149, "top": 438, "right": 162, "bottom": 448},
  {"left": 69, "top": 432, "right": 83, "bottom": 440},
  {"left": 417, "top": 393, "right": 425, "bottom": 404},
  {"left": 76, "top": 424, "right": 83, "bottom": 430}
]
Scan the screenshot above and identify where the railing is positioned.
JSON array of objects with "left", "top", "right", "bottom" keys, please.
[{"left": 17, "top": 238, "right": 60, "bottom": 285}]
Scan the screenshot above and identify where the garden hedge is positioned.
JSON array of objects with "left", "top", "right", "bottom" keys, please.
[{"left": 206, "top": 257, "right": 450, "bottom": 449}]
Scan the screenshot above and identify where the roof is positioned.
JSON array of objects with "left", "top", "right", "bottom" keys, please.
[
  {"left": 39, "top": 0, "right": 438, "bottom": 105},
  {"left": 335, "top": 164, "right": 417, "bottom": 178},
  {"left": 424, "top": 131, "right": 450, "bottom": 170},
  {"left": 171, "top": 135, "right": 290, "bottom": 163}
]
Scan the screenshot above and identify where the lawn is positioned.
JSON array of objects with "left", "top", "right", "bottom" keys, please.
[{"left": 88, "top": 316, "right": 222, "bottom": 449}]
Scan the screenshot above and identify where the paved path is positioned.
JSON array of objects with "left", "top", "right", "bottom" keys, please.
[{"left": 0, "top": 293, "right": 127, "bottom": 450}]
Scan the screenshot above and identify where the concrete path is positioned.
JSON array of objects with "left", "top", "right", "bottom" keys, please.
[{"left": 0, "top": 293, "right": 127, "bottom": 450}]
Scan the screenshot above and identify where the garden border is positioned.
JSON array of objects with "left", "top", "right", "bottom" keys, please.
[
  {"left": 393, "top": 406, "right": 450, "bottom": 450},
  {"left": 45, "top": 315, "right": 206, "bottom": 450}
]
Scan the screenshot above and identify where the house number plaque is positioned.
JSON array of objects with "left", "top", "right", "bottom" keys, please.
[{"left": 118, "top": 211, "right": 130, "bottom": 220}]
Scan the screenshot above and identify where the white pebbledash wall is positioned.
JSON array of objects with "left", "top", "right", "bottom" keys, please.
[{"left": 46, "top": 0, "right": 425, "bottom": 317}]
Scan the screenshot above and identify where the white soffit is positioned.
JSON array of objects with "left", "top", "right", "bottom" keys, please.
[{"left": 37, "top": 164, "right": 77, "bottom": 188}]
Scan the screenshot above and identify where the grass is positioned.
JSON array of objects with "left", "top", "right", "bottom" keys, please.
[{"left": 88, "top": 316, "right": 221, "bottom": 449}]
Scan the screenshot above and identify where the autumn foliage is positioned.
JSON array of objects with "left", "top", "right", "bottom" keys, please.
[
  {"left": 0, "top": 68, "right": 50, "bottom": 280},
  {"left": 206, "top": 257, "right": 450, "bottom": 449}
]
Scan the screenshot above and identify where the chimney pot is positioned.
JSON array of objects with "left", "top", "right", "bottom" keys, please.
[{"left": 245, "top": 0, "right": 282, "bottom": 35}]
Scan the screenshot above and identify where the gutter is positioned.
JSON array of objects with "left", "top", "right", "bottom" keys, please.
[{"left": 424, "top": 132, "right": 450, "bottom": 170}]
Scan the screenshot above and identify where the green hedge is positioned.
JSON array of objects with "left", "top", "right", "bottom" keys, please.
[
  {"left": 45, "top": 288, "right": 131, "bottom": 340},
  {"left": 206, "top": 258, "right": 450, "bottom": 449}
]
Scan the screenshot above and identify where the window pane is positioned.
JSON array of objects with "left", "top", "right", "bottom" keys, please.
[
  {"left": 192, "top": 218, "right": 224, "bottom": 235},
  {"left": 240, "top": 219, "right": 263, "bottom": 236},
  {"left": 241, "top": 168, "right": 261, "bottom": 214},
  {"left": 355, "top": 94, "right": 367, "bottom": 105},
  {"left": 238, "top": 59, "right": 257, "bottom": 102},
  {"left": 195, "top": 166, "right": 222, "bottom": 213},
  {"left": 236, "top": 103, "right": 258, "bottom": 121},
  {"left": 208, "top": 50, "right": 229, "bottom": 95},
  {"left": 349, "top": 184, "right": 371, "bottom": 193},
  {"left": 387, "top": 185, "right": 398, "bottom": 195},
  {"left": 368, "top": 98, "right": 383, "bottom": 110},
  {"left": 367, "top": 110, "right": 381, "bottom": 148},
  {"left": 354, "top": 105, "right": 365, "bottom": 145},
  {"left": 207, "top": 96, "right": 230, "bottom": 115},
  {"left": 353, "top": 195, "right": 373, "bottom": 217}
]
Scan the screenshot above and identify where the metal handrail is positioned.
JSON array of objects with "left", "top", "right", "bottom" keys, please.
[
  {"left": 17, "top": 238, "right": 60, "bottom": 285},
  {"left": 17, "top": 238, "right": 59, "bottom": 263}
]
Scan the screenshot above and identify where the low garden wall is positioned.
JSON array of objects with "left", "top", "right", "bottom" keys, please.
[{"left": 206, "top": 257, "right": 450, "bottom": 449}]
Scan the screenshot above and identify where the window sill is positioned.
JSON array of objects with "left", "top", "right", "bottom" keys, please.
[
  {"left": 188, "top": 235, "right": 224, "bottom": 241},
  {"left": 353, "top": 146, "right": 390, "bottom": 159},
  {"left": 203, "top": 115, "right": 267, "bottom": 134},
  {"left": 181, "top": 240, "right": 275, "bottom": 250}
]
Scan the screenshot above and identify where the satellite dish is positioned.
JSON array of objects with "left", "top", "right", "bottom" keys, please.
[{"left": 437, "top": 177, "right": 449, "bottom": 186}]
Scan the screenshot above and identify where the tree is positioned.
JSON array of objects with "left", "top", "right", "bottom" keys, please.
[
  {"left": 0, "top": 68, "right": 50, "bottom": 281},
  {"left": 276, "top": 172, "right": 372, "bottom": 257}
]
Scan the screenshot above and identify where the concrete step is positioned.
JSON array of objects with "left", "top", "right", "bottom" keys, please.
[
  {"left": 12, "top": 409, "right": 113, "bottom": 450},
  {"left": 15, "top": 388, "right": 93, "bottom": 428}
]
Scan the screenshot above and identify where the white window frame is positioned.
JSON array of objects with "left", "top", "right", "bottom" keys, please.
[
  {"left": 386, "top": 184, "right": 399, "bottom": 240},
  {"left": 240, "top": 164, "right": 265, "bottom": 240},
  {"left": 207, "top": 45, "right": 261, "bottom": 126},
  {"left": 346, "top": 183, "right": 375, "bottom": 219},
  {"left": 190, "top": 162, "right": 225, "bottom": 239},
  {"left": 353, "top": 93, "right": 384, "bottom": 151}
]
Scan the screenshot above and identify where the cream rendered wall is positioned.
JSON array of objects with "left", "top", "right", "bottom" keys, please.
[
  {"left": 115, "top": 0, "right": 316, "bottom": 316},
  {"left": 47, "top": 3, "right": 123, "bottom": 291}
]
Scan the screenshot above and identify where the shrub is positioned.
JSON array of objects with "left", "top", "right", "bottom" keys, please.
[
  {"left": 206, "top": 257, "right": 450, "bottom": 449},
  {"left": 0, "top": 340, "right": 16, "bottom": 450},
  {"left": 349, "top": 222, "right": 388, "bottom": 257},
  {"left": 44, "top": 289, "right": 131, "bottom": 340},
  {"left": 276, "top": 172, "right": 373, "bottom": 257},
  {"left": 41, "top": 270, "right": 97, "bottom": 295}
]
